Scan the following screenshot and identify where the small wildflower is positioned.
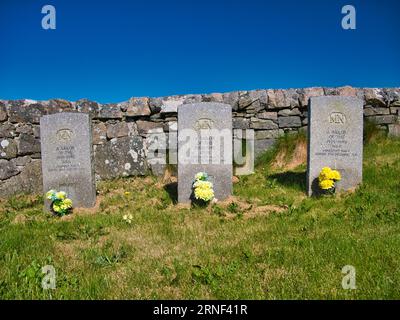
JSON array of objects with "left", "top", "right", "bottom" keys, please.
[{"left": 123, "top": 214, "right": 133, "bottom": 224}]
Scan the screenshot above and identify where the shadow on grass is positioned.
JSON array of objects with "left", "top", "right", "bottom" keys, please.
[
  {"left": 164, "top": 182, "right": 178, "bottom": 204},
  {"left": 269, "top": 171, "right": 307, "bottom": 192}
]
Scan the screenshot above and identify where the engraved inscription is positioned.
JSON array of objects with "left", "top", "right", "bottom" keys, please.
[
  {"left": 48, "top": 145, "right": 81, "bottom": 172},
  {"left": 315, "top": 129, "right": 358, "bottom": 158}
]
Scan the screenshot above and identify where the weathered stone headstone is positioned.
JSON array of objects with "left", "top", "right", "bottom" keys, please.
[
  {"left": 40, "top": 113, "right": 96, "bottom": 207},
  {"left": 307, "top": 96, "right": 363, "bottom": 196},
  {"left": 178, "top": 103, "right": 232, "bottom": 203}
]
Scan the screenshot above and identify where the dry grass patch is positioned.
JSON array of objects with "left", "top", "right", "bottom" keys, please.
[{"left": 271, "top": 139, "right": 307, "bottom": 171}]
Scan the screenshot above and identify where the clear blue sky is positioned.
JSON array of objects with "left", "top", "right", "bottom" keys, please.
[{"left": 0, "top": 0, "right": 399, "bottom": 103}]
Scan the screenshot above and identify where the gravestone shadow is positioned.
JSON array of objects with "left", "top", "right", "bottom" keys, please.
[
  {"left": 310, "top": 177, "right": 323, "bottom": 196},
  {"left": 269, "top": 171, "right": 307, "bottom": 193},
  {"left": 164, "top": 182, "right": 178, "bottom": 204}
]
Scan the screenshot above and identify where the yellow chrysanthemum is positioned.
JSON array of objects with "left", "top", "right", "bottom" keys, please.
[
  {"left": 319, "top": 167, "right": 332, "bottom": 181},
  {"left": 52, "top": 203, "right": 61, "bottom": 212},
  {"left": 193, "top": 180, "right": 213, "bottom": 189},
  {"left": 63, "top": 198, "right": 73, "bottom": 208},
  {"left": 194, "top": 187, "right": 214, "bottom": 202},
  {"left": 56, "top": 191, "right": 66, "bottom": 200},
  {"left": 319, "top": 179, "right": 334, "bottom": 190},
  {"left": 331, "top": 170, "right": 341, "bottom": 181}
]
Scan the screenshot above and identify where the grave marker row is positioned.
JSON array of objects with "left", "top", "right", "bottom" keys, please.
[{"left": 39, "top": 97, "right": 364, "bottom": 209}]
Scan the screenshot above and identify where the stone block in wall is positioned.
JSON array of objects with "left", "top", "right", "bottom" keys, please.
[
  {"left": 202, "top": 93, "right": 224, "bottom": 103},
  {"left": 149, "top": 97, "right": 163, "bottom": 113},
  {"left": 47, "top": 99, "right": 75, "bottom": 113},
  {"left": 266, "top": 89, "right": 285, "bottom": 109},
  {"left": 97, "top": 103, "right": 123, "bottom": 119},
  {"left": 0, "top": 138, "right": 17, "bottom": 159},
  {"left": 0, "top": 101, "right": 7, "bottom": 122},
  {"left": 137, "top": 120, "right": 164, "bottom": 135},
  {"left": 92, "top": 122, "right": 107, "bottom": 145},
  {"left": 368, "top": 115, "right": 397, "bottom": 125},
  {"left": 323, "top": 87, "right": 339, "bottom": 96},
  {"left": 16, "top": 124, "right": 33, "bottom": 135},
  {"left": 183, "top": 94, "right": 202, "bottom": 104},
  {"left": 238, "top": 91, "right": 260, "bottom": 111},
  {"left": 251, "top": 90, "right": 268, "bottom": 111},
  {"left": 0, "top": 159, "right": 19, "bottom": 180},
  {"left": 337, "top": 86, "right": 358, "bottom": 97},
  {"left": 385, "top": 88, "right": 400, "bottom": 105},
  {"left": 258, "top": 111, "right": 278, "bottom": 122},
  {"left": 364, "top": 106, "right": 390, "bottom": 116},
  {"left": 278, "top": 108, "right": 301, "bottom": 116},
  {"left": 222, "top": 91, "right": 239, "bottom": 111},
  {"left": 390, "top": 106, "right": 400, "bottom": 115},
  {"left": 255, "top": 130, "right": 279, "bottom": 140},
  {"left": 94, "top": 136, "right": 147, "bottom": 179},
  {"left": 126, "top": 97, "right": 151, "bottom": 117},
  {"left": 9, "top": 100, "right": 47, "bottom": 124},
  {"left": 278, "top": 116, "right": 302, "bottom": 128},
  {"left": 160, "top": 98, "right": 184, "bottom": 114},
  {"left": 0, "top": 160, "right": 42, "bottom": 198},
  {"left": 245, "top": 108, "right": 257, "bottom": 116},
  {"left": 0, "top": 123, "right": 16, "bottom": 138},
  {"left": 250, "top": 118, "right": 278, "bottom": 130},
  {"left": 233, "top": 118, "right": 250, "bottom": 129},
  {"left": 125, "top": 122, "right": 138, "bottom": 136},
  {"left": 364, "top": 88, "right": 386, "bottom": 107},
  {"left": 11, "top": 156, "right": 32, "bottom": 167},
  {"left": 298, "top": 87, "right": 324, "bottom": 107},
  {"left": 76, "top": 99, "right": 100, "bottom": 118},
  {"left": 283, "top": 89, "right": 300, "bottom": 108},
  {"left": 33, "top": 125, "right": 40, "bottom": 138},
  {"left": 17, "top": 134, "right": 41, "bottom": 156},
  {"left": 106, "top": 122, "right": 129, "bottom": 139}
]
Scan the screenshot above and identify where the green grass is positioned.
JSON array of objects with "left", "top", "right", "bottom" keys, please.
[{"left": 0, "top": 135, "right": 399, "bottom": 299}]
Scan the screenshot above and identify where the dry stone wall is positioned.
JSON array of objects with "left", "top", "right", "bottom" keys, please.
[{"left": 0, "top": 86, "right": 399, "bottom": 197}]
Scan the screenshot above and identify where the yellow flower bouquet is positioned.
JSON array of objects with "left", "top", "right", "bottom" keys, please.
[
  {"left": 318, "top": 167, "right": 341, "bottom": 194},
  {"left": 46, "top": 189, "right": 73, "bottom": 216},
  {"left": 192, "top": 172, "right": 214, "bottom": 204}
]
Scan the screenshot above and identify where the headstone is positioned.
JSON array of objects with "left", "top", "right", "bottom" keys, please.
[
  {"left": 40, "top": 113, "right": 96, "bottom": 208},
  {"left": 178, "top": 103, "right": 232, "bottom": 203},
  {"left": 307, "top": 96, "right": 363, "bottom": 196}
]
